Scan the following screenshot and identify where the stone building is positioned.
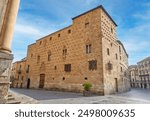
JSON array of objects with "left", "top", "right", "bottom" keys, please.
[
  {"left": 10, "top": 58, "right": 27, "bottom": 88},
  {"left": 11, "top": 5, "right": 130, "bottom": 95},
  {"left": 129, "top": 65, "right": 139, "bottom": 87},
  {"left": 0, "top": 0, "right": 20, "bottom": 103},
  {"left": 129, "top": 56, "right": 150, "bottom": 89}
]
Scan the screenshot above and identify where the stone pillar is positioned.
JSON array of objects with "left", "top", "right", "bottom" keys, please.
[
  {"left": 0, "top": 52, "right": 13, "bottom": 103},
  {"left": 0, "top": 0, "right": 20, "bottom": 53},
  {"left": 0, "top": 0, "right": 20, "bottom": 103}
]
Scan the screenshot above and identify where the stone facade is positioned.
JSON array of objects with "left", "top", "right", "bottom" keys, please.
[
  {"left": 11, "top": 5, "right": 130, "bottom": 95},
  {"left": 10, "top": 58, "right": 27, "bottom": 88},
  {"left": 0, "top": 0, "right": 20, "bottom": 103},
  {"left": 129, "top": 57, "right": 150, "bottom": 89}
]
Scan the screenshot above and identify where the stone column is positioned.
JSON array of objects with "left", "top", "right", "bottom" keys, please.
[
  {"left": 0, "top": 0, "right": 20, "bottom": 53},
  {"left": 0, "top": 0, "right": 20, "bottom": 103}
]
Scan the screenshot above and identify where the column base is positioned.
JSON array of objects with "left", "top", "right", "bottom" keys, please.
[{"left": 0, "top": 52, "right": 13, "bottom": 104}]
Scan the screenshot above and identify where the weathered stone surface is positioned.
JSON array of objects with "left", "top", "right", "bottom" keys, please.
[
  {"left": 11, "top": 6, "right": 130, "bottom": 95},
  {"left": 129, "top": 57, "right": 150, "bottom": 89},
  {"left": 0, "top": 0, "right": 20, "bottom": 103},
  {"left": 0, "top": 52, "right": 13, "bottom": 103}
]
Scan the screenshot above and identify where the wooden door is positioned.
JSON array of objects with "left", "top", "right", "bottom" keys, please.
[
  {"left": 27, "top": 79, "right": 30, "bottom": 89},
  {"left": 115, "top": 78, "right": 118, "bottom": 92},
  {"left": 39, "top": 74, "right": 45, "bottom": 88}
]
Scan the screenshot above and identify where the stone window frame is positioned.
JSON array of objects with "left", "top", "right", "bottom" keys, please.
[
  {"left": 86, "top": 44, "right": 92, "bottom": 54},
  {"left": 68, "top": 29, "right": 71, "bottom": 34},
  {"left": 47, "top": 51, "right": 51, "bottom": 61},
  {"left": 85, "top": 18, "right": 90, "bottom": 28},
  {"left": 62, "top": 46, "right": 67, "bottom": 58},
  {"left": 39, "top": 41, "right": 42, "bottom": 45},
  {"left": 119, "top": 46, "right": 121, "bottom": 53},
  {"left": 115, "top": 53, "right": 118, "bottom": 60},
  {"left": 64, "top": 64, "right": 71, "bottom": 72},
  {"left": 54, "top": 66, "right": 57, "bottom": 70},
  {"left": 58, "top": 34, "right": 61, "bottom": 37},
  {"left": 107, "top": 48, "right": 110, "bottom": 56},
  {"left": 88, "top": 60, "right": 97, "bottom": 71},
  {"left": 37, "top": 55, "right": 40, "bottom": 63},
  {"left": 121, "top": 66, "right": 123, "bottom": 72},
  {"left": 49, "top": 37, "right": 52, "bottom": 40},
  {"left": 111, "top": 27, "right": 113, "bottom": 34},
  {"left": 26, "top": 65, "right": 30, "bottom": 73}
]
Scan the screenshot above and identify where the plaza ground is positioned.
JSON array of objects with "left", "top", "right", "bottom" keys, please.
[{"left": 10, "top": 88, "right": 150, "bottom": 104}]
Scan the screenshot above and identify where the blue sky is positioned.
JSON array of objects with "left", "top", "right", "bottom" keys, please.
[{"left": 12, "top": 0, "right": 150, "bottom": 65}]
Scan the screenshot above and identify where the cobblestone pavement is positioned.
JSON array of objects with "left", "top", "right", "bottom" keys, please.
[{"left": 10, "top": 88, "right": 150, "bottom": 104}]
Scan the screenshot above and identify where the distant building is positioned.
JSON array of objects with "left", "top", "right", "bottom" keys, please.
[
  {"left": 11, "top": 5, "right": 130, "bottom": 95},
  {"left": 129, "top": 56, "right": 150, "bottom": 88},
  {"left": 11, "top": 58, "right": 27, "bottom": 88}
]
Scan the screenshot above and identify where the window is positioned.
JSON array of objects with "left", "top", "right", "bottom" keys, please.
[
  {"left": 111, "top": 27, "right": 113, "bottom": 34},
  {"left": 85, "top": 22, "right": 89, "bottom": 28},
  {"left": 121, "top": 67, "right": 123, "bottom": 72},
  {"left": 39, "top": 41, "right": 42, "bottom": 45},
  {"left": 111, "top": 43, "right": 113, "bottom": 47},
  {"left": 54, "top": 66, "right": 57, "bottom": 70},
  {"left": 26, "top": 65, "right": 30, "bottom": 73},
  {"left": 89, "top": 60, "right": 97, "bottom": 71},
  {"left": 48, "top": 51, "right": 51, "bottom": 61},
  {"left": 63, "top": 48, "right": 67, "bottom": 56},
  {"left": 86, "top": 44, "right": 92, "bottom": 54},
  {"left": 64, "top": 64, "right": 71, "bottom": 72},
  {"left": 115, "top": 54, "right": 118, "bottom": 60},
  {"left": 107, "top": 62, "right": 113, "bottom": 70},
  {"left": 50, "top": 37, "right": 52, "bottom": 40},
  {"left": 119, "top": 46, "right": 121, "bottom": 53},
  {"left": 68, "top": 30, "right": 71, "bottom": 34},
  {"left": 37, "top": 55, "right": 40, "bottom": 63},
  {"left": 31, "top": 54, "right": 33, "bottom": 58},
  {"left": 120, "top": 56, "right": 122, "bottom": 60},
  {"left": 58, "top": 34, "right": 61, "bottom": 37},
  {"left": 107, "top": 48, "right": 110, "bottom": 55}
]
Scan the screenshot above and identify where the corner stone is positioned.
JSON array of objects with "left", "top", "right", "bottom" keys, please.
[{"left": 0, "top": 52, "right": 13, "bottom": 103}]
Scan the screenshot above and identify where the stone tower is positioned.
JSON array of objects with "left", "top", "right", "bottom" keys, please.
[{"left": 0, "top": 0, "right": 20, "bottom": 103}]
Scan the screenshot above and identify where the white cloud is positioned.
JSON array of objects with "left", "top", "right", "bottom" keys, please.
[
  {"left": 15, "top": 24, "right": 42, "bottom": 36},
  {"left": 133, "top": 10, "right": 150, "bottom": 20},
  {"left": 119, "top": 6, "right": 150, "bottom": 65}
]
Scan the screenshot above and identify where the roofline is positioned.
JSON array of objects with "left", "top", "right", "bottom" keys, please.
[
  {"left": 28, "top": 43, "right": 36, "bottom": 47},
  {"left": 129, "top": 65, "right": 137, "bottom": 68},
  {"left": 117, "top": 40, "right": 128, "bottom": 58},
  {"left": 36, "top": 25, "right": 72, "bottom": 42},
  {"left": 72, "top": 5, "right": 117, "bottom": 26},
  {"left": 34, "top": 5, "right": 117, "bottom": 42},
  {"left": 137, "top": 56, "right": 150, "bottom": 64}
]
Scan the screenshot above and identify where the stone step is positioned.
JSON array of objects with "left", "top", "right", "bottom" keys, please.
[
  {"left": 8, "top": 94, "right": 12, "bottom": 97},
  {"left": 7, "top": 96, "right": 15, "bottom": 101},
  {"left": 6, "top": 100, "right": 21, "bottom": 104}
]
